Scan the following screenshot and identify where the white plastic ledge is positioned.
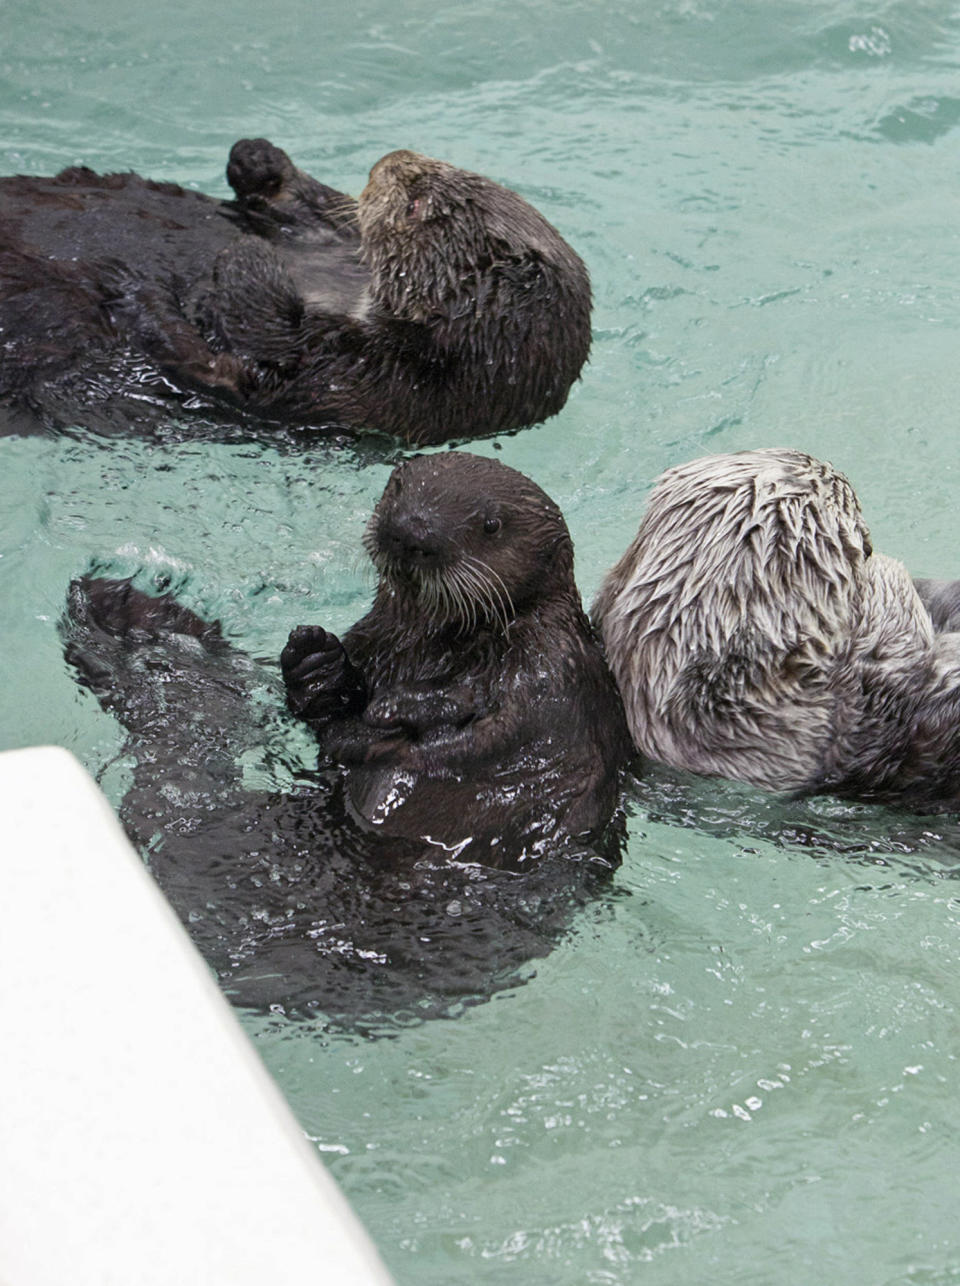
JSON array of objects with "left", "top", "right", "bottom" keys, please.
[{"left": 0, "top": 746, "right": 394, "bottom": 1286}]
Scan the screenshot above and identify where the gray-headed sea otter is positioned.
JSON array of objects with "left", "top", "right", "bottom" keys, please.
[
  {"left": 593, "top": 447, "right": 960, "bottom": 812},
  {"left": 0, "top": 140, "right": 591, "bottom": 442}
]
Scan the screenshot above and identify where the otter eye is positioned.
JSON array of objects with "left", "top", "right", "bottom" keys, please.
[
  {"left": 406, "top": 197, "right": 421, "bottom": 219},
  {"left": 483, "top": 516, "right": 502, "bottom": 535}
]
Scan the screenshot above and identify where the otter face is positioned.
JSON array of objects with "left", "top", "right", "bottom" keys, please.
[
  {"left": 363, "top": 452, "right": 574, "bottom": 632},
  {"left": 356, "top": 149, "right": 587, "bottom": 329}
]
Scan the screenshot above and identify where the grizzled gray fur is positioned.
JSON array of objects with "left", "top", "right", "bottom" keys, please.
[{"left": 593, "top": 447, "right": 960, "bottom": 811}]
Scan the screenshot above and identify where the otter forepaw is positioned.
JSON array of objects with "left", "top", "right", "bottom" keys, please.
[{"left": 281, "top": 625, "right": 364, "bottom": 723}]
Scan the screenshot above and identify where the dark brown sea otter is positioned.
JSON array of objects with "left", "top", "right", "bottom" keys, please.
[
  {"left": 0, "top": 139, "right": 591, "bottom": 442},
  {"left": 593, "top": 447, "right": 960, "bottom": 813},
  {"left": 61, "top": 452, "right": 630, "bottom": 1018},
  {"left": 281, "top": 451, "right": 631, "bottom": 862}
]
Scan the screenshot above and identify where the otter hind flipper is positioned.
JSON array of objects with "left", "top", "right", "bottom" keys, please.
[
  {"left": 66, "top": 574, "right": 224, "bottom": 648},
  {"left": 61, "top": 576, "right": 267, "bottom": 780}
]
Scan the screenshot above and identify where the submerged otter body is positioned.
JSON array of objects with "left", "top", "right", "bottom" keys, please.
[
  {"left": 593, "top": 447, "right": 960, "bottom": 812},
  {"left": 0, "top": 140, "right": 590, "bottom": 442},
  {"left": 62, "top": 453, "right": 629, "bottom": 1018}
]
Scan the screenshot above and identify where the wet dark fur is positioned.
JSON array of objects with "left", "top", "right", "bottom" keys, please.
[
  {"left": 61, "top": 454, "right": 630, "bottom": 1022},
  {"left": 593, "top": 447, "right": 960, "bottom": 814},
  {"left": 0, "top": 140, "right": 590, "bottom": 443},
  {"left": 281, "top": 451, "right": 631, "bottom": 859}
]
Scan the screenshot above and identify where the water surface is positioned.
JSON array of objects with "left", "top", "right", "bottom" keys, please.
[{"left": 3, "top": 1, "right": 960, "bottom": 1281}]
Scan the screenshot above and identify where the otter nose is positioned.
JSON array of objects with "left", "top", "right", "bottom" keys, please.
[{"left": 379, "top": 511, "right": 445, "bottom": 568}]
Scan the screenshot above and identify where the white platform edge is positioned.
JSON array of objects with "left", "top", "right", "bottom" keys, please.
[{"left": 0, "top": 745, "right": 395, "bottom": 1286}]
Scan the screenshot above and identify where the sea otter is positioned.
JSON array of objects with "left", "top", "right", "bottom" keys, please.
[
  {"left": 280, "top": 450, "right": 632, "bottom": 861},
  {"left": 0, "top": 138, "right": 591, "bottom": 442},
  {"left": 592, "top": 447, "right": 960, "bottom": 812},
  {"left": 62, "top": 452, "right": 630, "bottom": 1018}
]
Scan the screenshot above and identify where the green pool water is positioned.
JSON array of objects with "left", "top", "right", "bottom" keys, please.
[{"left": 3, "top": 0, "right": 960, "bottom": 1281}]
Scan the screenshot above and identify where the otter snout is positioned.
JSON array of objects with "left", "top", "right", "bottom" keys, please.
[{"left": 376, "top": 508, "right": 448, "bottom": 573}]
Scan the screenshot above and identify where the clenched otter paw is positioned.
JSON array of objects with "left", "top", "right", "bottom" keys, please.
[{"left": 281, "top": 624, "right": 365, "bottom": 723}]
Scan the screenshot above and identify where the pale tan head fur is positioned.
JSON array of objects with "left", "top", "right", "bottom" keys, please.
[{"left": 593, "top": 448, "right": 941, "bottom": 793}]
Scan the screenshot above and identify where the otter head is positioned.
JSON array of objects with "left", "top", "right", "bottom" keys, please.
[
  {"left": 364, "top": 452, "right": 575, "bottom": 634},
  {"left": 597, "top": 448, "right": 873, "bottom": 653},
  {"left": 357, "top": 149, "right": 590, "bottom": 329},
  {"left": 593, "top": 448, "right": 876, "bottom": 787}
]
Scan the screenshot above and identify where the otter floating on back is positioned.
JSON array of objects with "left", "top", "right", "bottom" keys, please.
[
  {"left": 61, "top": 452, "right": 630, "bottom": 1017},
  {"left": 593, "top": 447, "right": 960, "bottom": 812},
  {"left": 0, "top": 139, "right": 591, "bottom": 443}
]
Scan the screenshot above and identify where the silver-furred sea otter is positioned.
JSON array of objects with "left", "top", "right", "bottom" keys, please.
[
  {"left": 0, "top": 139, "right": 591, "bottom": 442},
  {"left": 593, "top": 447, "right": 960, "bottom": 812}
]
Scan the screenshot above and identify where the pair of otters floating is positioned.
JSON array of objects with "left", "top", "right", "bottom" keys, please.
[
  {"left": 63, "top": 442, "right": 960, "bottom": 1015},
  {"left": 71, "top": 446, "right": 960, "bottom": 838},
  {"left": 10, "top": 141, "right": 959, "bottom": 1012}
]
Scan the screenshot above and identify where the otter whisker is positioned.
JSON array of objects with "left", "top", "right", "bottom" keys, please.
[
  {"left": 323, "top": 196, "right": 360, "bottom": 223},
  {"left": 449, "top": 562, "right": 497, "bottom": 636},
  {"left": 452, "top": 572, "right": 478, "bottom": 635},
  {"left": 460, "top": 555, "right": 514, "bottom": 634},
  {"left": 466, "top": 554, "right": 515, "bottom": 620},
  {"left": 448, "top": 565, "right": 486, "bottom": 634},
  {"left": 455, "top": 572, "right": 480, "bottom": 635},
  {"left": 415, "top": 571, "right": 442, "bottom": 623},
  {"left": 454, "top": 563, "right": 501, "bottom": 634},
  {"left": 420, "top": 569, "right": 469, "bottom": 633},
  {"left": 432, "top": 575, "right": 457, "bottom": 628}
]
